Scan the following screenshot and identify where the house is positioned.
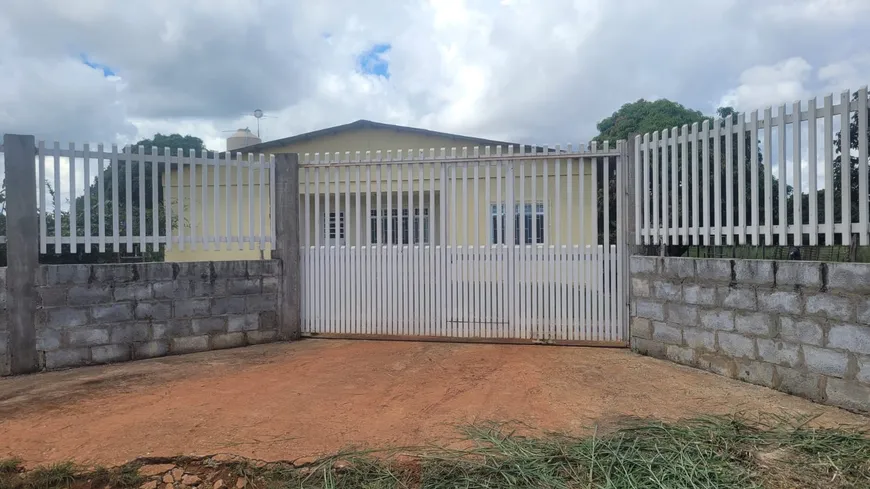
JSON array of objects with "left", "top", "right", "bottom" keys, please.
[{"left": 163, "top": 120, "right": 600, "bottom": 262}]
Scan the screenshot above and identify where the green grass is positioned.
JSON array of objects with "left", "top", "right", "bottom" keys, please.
[{"left": 1, "top": 414, "right": 868, "bottom": 489}]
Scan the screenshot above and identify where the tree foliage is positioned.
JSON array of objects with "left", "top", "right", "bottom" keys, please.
[{"left": 594, "top": 99, "right": 709, "bottom": 143}]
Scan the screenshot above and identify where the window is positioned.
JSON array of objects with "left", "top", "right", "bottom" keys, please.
[
  {"left": 370, "top": 208, "right": 430, "bottom": 244},
  {"left": 323, "top": 212, "right": 345, "bottom": 241},
  {"left": 491, "top": 203, "right": 545, "bottom": 244}
]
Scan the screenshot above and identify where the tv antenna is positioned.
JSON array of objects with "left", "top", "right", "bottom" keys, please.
[{"left": 252, "top": 109, "right": 274, "bottom": 138}]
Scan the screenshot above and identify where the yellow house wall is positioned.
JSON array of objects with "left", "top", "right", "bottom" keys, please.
[{"left": 165, "top": 127, "right": 600, "bottom": 262}]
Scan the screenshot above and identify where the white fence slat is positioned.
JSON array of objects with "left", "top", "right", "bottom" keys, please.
[
  {"left": 235, "top": 150, "right": 243, "bottom": 250},
  {"left": 69, "top": 143, "right": 77, "bottom": 251},
  {"left": 152, "top": 147, "right": 161, "bottom": 251},
  {"left": 138, "top": 146, "right": 146, "bottom": 250},
  {"left": 659, "top": 131, "right": 669, "bottom": 245},
  {"left": 187, "top": 149, "right": 197, "bottom": 250},
  {"left": 725, "top": 116, "right": 734, "bottom": 245},
  {"left": 750, "top": 111, "right": 760, "bottom": 245},
  {"left": 616, "top": 141, "right": 625, "bottom": 342},
  {"left": 652, "top": 131, "right": 660, "bottom": 244},
  {"left": 164, "top": 148, "right": 172, "bottom": 250},
  {"left": 484, "top": 160, "right": 492, "bottom": 336},
  {"left": 823, "top": 95, "right": 835, "bottom": 244},
  {"left": 713, "top": 119, "right": 722, "bottom": 245},
  {"left": 690, "top": 124, "right": 700, "bottom": 244},
  {"left": 270, "top": 155, "right": 276, "bottom": 245},
  {"left": 643, "top": 133, "right": 651, "bottom": 243},
  {"left": 592, "top": 157, "right": 601, "bottom": 341},
  {"left": 223, "top": 153, "right": 231, "bottom": 250},
  {"left": 496, "top": 156, "right": 504, "bottom": 337},
  {"left": 670, "top": 127, "right": 678, "bottom": 243},
  {"left": 345, "top": 165, "right": 353, "bottom": 334},
  {"left": 84, "top": 143, "right": 91, "bottom": 251},
  {"left": 777, "top": 104, "right": 787, "bottom": 245},
  {"left": 840, "top": 90, "right": 852, "bottom": 245},
  {"left": 313, "top": 165, "right": 321, "bottom": 332},
  {"left": 634, "top": 136, "right": 642, "bottom": 245},
  {"left": 247, "top": 153, "right": 255, "bottom": 250},
  {"left": 211, "top": 149, "right": 219, "bottom": 250},
  {"left": 808, "top": 98, "right": 819, "bottom": 245},
  {"left": 259, "top": 154, "right": 266, "bottom": 249},
  {"left": 763, "top": 107, "right": 774, "bottom": 244},
  {"left": 603, "top": 152, "right": 612, "bottom": 340},
  {"left": 792, "top": 101, "right": 802, "bottom": 244},
  {"left": 579, "top": 155, "right": 587, "bottom": 339},
  {"left": 177, "top": 148, "right": 185, "bottom": 250},
  {"left": 680, "top": 126, "right": 689, "bottom": 244},
  {"left": 38, "top": 141, "right": 47, "bottom": 254},
  {"left": 737, "top": 114, "right": 747, "bottom": 244},
  {"left": 859, "top": 87, "right": 869, "bottom": 245},
  {"left": 518, "top": 155, "right": 527, "bottom": 339},
  {"left": 701, "top": 121, "right": 711, "bottom": 245}
]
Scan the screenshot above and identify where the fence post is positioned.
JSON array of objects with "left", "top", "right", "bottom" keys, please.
[
  {"left": 4, "top": 134, "right": 39, "bottom": 374},
  {"left": 273, "top": 153, "right": 301, "bottom": 340}
]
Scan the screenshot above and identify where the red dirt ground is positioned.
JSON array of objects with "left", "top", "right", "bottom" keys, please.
[{"left": 0, "top": 339, "right": 866, "bottom": 468}]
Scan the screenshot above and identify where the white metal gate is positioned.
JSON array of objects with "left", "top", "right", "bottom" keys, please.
[{"left": 299, "top": 143, "right": 628, "bottom": 345}]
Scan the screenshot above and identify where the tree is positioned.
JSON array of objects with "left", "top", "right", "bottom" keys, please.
[{"left": 594, "top": 99, "right": 709, "bottom": 143}]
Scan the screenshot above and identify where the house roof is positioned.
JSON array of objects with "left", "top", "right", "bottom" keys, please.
[{"left": 228, "top": 119, "right": 524, "bottom": 154}]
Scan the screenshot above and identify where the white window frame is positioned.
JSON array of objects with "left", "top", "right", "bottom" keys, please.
[{"left": 491, "top": 202, "right": 545, "bottom": 244}]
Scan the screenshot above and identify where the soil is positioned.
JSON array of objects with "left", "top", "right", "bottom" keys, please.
[{"left": 0, "top": 339, "right": 866, "bottom": 468}]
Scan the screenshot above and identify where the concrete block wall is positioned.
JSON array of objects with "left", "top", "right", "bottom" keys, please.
[
  {"left": 33, "top": 260, "right": 281, "bottom": 371},
  {"left": 630, "top": 256, "right": 870, "bottom": 413},
  {"left": 0, "top": 268, "right": 8, "bottom": 376}
]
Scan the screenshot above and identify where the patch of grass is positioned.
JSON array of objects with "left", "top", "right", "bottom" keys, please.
[
  {"left": 0, "top": 460, "right": 22, "bottom": 475},
  {"left": 88, "top": 464, "right": 142, "bottom": 489},
  {"left": 25, "top": 462, "right": 78, "bottom": 489}
]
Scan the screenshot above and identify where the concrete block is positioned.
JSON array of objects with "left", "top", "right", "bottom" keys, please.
[
  {"left": 246, "top": 330, "right": 278, "bottom": 344},
  {"left": 700, "top": 309, "right": 734, "bottom": 331},
  {"left": 67, "top": 328, "right": 110, "bottom": 347},
  {"left": 653, "top": 322, "right": 683, "bottom": 344},
  {"left": 113, "top": 283, "right": 153, "bottom": 302},
  {"left": 734, "top": 260, "right": 774, "bottom": 286},
  {"left": 246, "top": 294, "right": 277, "bottom": 313},
  {"left": 37, "top": 287, "right": 69, "bottom": 308},
  {"left": 630, "top": 317, "right": 652, "bottom": 339},
  {"left": 631, "top": 278, "right": 650, "bottom": 298},
  {"left": 41, "top": 265, "right": 90, "bottom": 286},
  {"left": 779, "top": 317, "right": 824, "bottom": 346},
  {"left": 173, "top": 298, "right": 211, "bottom": 318},
  {"left": 170, "top": 335, "right": 209, "bottom": 354},
  {"left": 696, "top": 259, "right": 732, "bottom": 282},
  {"left": 177, "top": 262, "right": 211, "bottom": 279},
  {"left": 134, "top": 301, "right": 172, "bottom": 321},
  {"left": 36, "top": 329, "right": 62, "bottom": 351},
  {"left": 827, "top": 263, "right": 870, "bottom": 294},
  {"left": 259, "top": 310, "right": 278, "bottom": 332},
  {"left": 683, "top": 284, "right": 716, "bottom": 306},
  {"left": 68, "top": 285, "right": 113, "bottom": 305},
  {"left": 150, "top": 322, "right": 168, "bottom": 340},
  {"left": 228, "top": 279, "right": 261, "bottom": 295},
  {"left": 191, "top": 317, "right": 227, "bottom": 335},
  {"left": 165, "top": 319, "right": 192, "bottom": 337},
  {"left": 802, "top": 345, "right": 848, "bottom": 378},
  {"left": 92, "top": 264, "right": 135, "bottom": 283},
  {"left": 858, "top": 298, "right": 870, "bottom": 325},
  {"left": 134, "top": 340, "right": 170, "bottom": 359},
  {"left": 139, "top": 263, "right": 175, "bottom": 281},
  {"left": 758, "top": 290, "right": 802, "bottom": 315},
  {"left": 652, "top": 281, "right": 681, "bottom": 301},
  {"left": 667, "top": 303, "right": 699, "bottom": 326},
  {"left": 109, "top": 323, "right": 151, "bottom": 344},
  {"left": 262, "top": 276, "right": 279, "bottom": 294},
  {"left": 777, "top": 367, "right": 823, "bottom": 401},
  {"left": 825, "top": 378, "right": 870, "bottom": 412},
  {"left": 757, "top": 339, "right": 801, "bottom": 368},
  {"left": 0, "top": 331, "right": 7, "bottom": 353},
  {"left": 666, "top": 345, "right": 695, "bottom": 365},
  {"left": 662, "top": 258, "right": 695, "bottom": 279},
  {"left": 720, "top": 288, "right": 757, "bottom": 310},
  {"left": 683, "top": 327, "right": 716, "bottom": 351},
  {"left": 736, "top": 360, "right": 776, "bottom": 388},
  {"left": 857, "top": 355, "right": 870, "bottom": 384},
  {"left": 260, "top": 260, "right": 280, "bottom": 276},
  {"left": 717, "top": 332, "right": 756, "bottom": 359},
  {"left": 212, "top": 260, "right": 250, "bottom": 278},
  {"left": 228, "top": 313, "right": 260, "bottom": 332},
  {"left": 636, "top": 300, "right": 665, "bottom": 321},
  {"left": 91, "top": 303, "right": 134, "bottom": 323},
  {"left": 805, "top": 295, "right": 854, "bottom": 322},
  {"left": 630, "top": 256, "right": 657, "bottom": 275},
  {"left": 776, "top": 262, "right": 821, "bottom": 288},
  {"left": 735, "top": 312, "right": 775, "bottom": 336},
  {"left": 828, "top": 323, "right": 870, "bottom": 355},
  {"left": 153, "top": 281, "right": 182, "bottom": 300},
  {"left": 45, "top": 307, "right": 89, "bottom": 328},
  {"left": 210, "top": 297, "right": 246, "bottom": 316},
  {"left": 44, "top": 348, "right": 90, "bottom": 369},
  {"left": 696, "top": 354, "right": 736, "bottom": 378},
  {"left": 211, "top": 332, "right": 247, "bottom": 350},
  {"left": 191, "top": 279, "right": 228, "bottom": 298},
  {"left": 90, "top": 344, "right": 131, "bottom": 364},
  {"left": 631, "top": 337, "right": 667, "bottom": 359}
]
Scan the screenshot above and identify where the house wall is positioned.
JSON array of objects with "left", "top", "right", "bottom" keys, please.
[
  {"left": 629, "top": 256, "right": 870, "bottom": 413},
  {"left": 164, "top": 127, "right": 599, "bottom": 262}
]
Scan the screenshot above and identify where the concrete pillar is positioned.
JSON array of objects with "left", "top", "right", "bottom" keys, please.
[
  {"left": 4, "top": 134, "right": 39, "bottom": 374},
  {"left": 273, "top": 153, "right": 301, "bottom": 339}
]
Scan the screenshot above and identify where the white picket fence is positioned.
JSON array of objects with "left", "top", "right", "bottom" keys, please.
[
  {"left": 634, "top": 86, "right": 870, "bottom": 247},
  {"left": 17, "top": 143, "right": 276, "bottom": 253},
  {"left": 298, "top": 143, "right": 628, "bottom": 344}
]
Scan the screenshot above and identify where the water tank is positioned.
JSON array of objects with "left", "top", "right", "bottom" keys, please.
[{"left": 226, "top": 128, "right": 261, "bottom": 151}]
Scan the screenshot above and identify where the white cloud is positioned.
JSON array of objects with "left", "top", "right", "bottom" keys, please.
[{"left": 718, "top": 57, "right": 813, "bottom": 112}]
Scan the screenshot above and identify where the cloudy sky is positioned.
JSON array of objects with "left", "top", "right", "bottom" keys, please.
[{"left": 1, "top": 0, "right": 869, "bottom": 152}]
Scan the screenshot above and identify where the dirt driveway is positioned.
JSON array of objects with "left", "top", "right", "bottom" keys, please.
[{"left": 1, "top": 340, "right": 866, "bottom": 467}]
